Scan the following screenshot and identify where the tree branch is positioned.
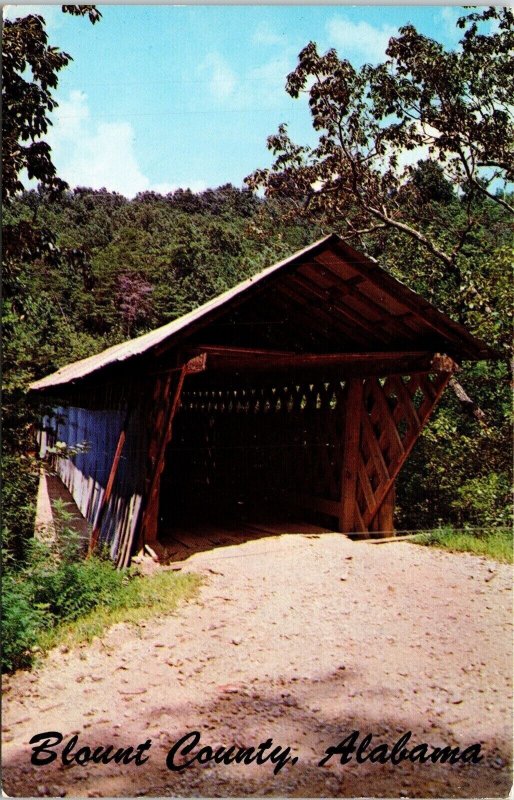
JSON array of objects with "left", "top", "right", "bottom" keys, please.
[{"left": 449, "top": 376, "right": 488, "bottom": 427}]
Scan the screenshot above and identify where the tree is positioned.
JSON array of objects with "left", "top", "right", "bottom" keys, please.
[
  {"left": 2, "top": 6, "right": 101, "bottom": 560},
  {"left": 246, "top": 7, "right": 513, "bottom": 272},
  {"left": 116, "top": 273, "right": 154, "bottom": 337},
  {"left": 2, "top": 5, "right": 101, "bottom": 205}
]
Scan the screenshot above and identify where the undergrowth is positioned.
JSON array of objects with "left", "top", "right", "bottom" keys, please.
[
  {"left": 415, "top": 526, "right": 512, "bottom": 563},
  {"left": 37, "top": 569, "right": 201, "bottom": 654},
  {"left": 1, "top": 502, "right": 200, "bottom": 672}
]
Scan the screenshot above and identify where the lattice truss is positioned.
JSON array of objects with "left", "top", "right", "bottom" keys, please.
[{"left": 349, "top": 372, "right": 451, "bottom": 532}]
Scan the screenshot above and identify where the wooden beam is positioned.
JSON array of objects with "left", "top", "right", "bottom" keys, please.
[
  {"left": 321, "top": 243, "right": 493, "bottom": 360},
  {"left": 276, "top": 281, "right": 371, "bottom": 347},
  {"left": 365, "top": 378, "right": 404, "bottom": 459},
  {"left": 287, "top": 273, "right": 390, "bottom": 345},
  {"left": 298, "top": 262, "right": 420, "bottom": 342},
  {"left": 285, "top": 491, "right": 341, "bottom": 518},
  {"left": 339, "top": 379, "right": 364, "bottom": 532},
  {"left": 184, "top": 346, "right": 458, "bottom": 378},
  {"left": 388, "top": 375, "right": 421, "bottom": 432}
]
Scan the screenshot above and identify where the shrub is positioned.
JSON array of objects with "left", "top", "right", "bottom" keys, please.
[
  {"left": 1, "top": 453, "right": 38, "bottom": 560},
  {"left": 452, "top": 472, "right": 512, "bottom": 527},
  {"left": 1, "top": 502, "right": 199, "bottom": 672},
  {"left": 1, "top": 504, "right": 127, "bottom": 671},
  {"left": 1, "top": 574, "right": 48, "bottom": 671}
]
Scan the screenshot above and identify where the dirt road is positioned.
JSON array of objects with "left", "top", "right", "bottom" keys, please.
[{"left": 2, "top": 533, "right": 512, "bottom": 797}]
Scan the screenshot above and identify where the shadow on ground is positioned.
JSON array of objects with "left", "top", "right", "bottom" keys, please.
[{"left": 3, "top": 663, "right": 511, "bottom": 798}]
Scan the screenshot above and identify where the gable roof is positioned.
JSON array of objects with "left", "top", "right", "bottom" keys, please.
[{"left": 29, "top": 234, "right": 495, "bottom": 392}]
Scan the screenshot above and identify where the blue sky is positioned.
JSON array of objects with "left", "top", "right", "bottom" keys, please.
[{"left": 6, "top": 4, "right": 467, "bottom": 197}]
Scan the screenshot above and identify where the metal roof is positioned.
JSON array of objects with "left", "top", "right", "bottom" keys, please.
[{"left": 29, "top": 234, "right": 494, "bottom": 392}]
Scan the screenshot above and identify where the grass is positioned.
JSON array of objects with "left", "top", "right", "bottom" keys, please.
[
  {"left": 415, "top": 526, "right": 513, "bottom": 563},
  {"left": 36, "top": 569, "right": 202, "bottom": 654}
]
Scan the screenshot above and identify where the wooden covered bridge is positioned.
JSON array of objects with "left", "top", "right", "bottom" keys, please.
[{"left": 30, "top": 235, "right": 493, "bottom": 566}]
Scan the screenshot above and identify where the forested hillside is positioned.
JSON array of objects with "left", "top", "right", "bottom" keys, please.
[{"left": 3, "top": 180, "right": 512, "bottom": 552}]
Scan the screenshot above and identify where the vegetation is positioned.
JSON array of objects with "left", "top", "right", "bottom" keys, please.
[
  {"left": 416, "top": 527, "right": 512, "bottom": 564},
  {"left": 246, "top": 7, "right": 513, "bottom": 266},
  {"left": 2, "top": 5, "right": 101, "bottom": 203},
  {"left": 1, "top": 503, "right": 200, "bottom": 672}
]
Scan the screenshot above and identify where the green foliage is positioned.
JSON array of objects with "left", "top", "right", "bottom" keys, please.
[
  {"left": 3, "top": 181, "right": 512, "bottom": 545},
  {"left": 1, "top": 455, "right": 38, "bottom": 560},
  {"left": 1, "top": 574, "right": 47, "bottom": 672},
  {"left": 246, "top": 9, "right": 513, "bottom": 532},
  {"left": 1, "top": 183, "right": 316, "bottom": 567},
  {"left": 38, "top": 570, "right": 201, "bottom": 654},
  {"left": 2, "top": 6, "right": 101, "bottom": 203},
  {"left": 452, "top": 473, "right": 512, "bottom": 528},
  {"left": 1, "top": 503, "right": 199, "bottom": 672},
  {"left": 396, "top": 360, "right": 512, "bottom": 531}
]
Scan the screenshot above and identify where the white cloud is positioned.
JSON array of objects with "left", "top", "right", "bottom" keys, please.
[
  {"left": 198, "top": 47, "right": 295, "bottom": 112},
  {"left": 252, "top": 22, "right": 285, "bottom": 47},
  {"left": 46, "top": 90, "right": 203, "bottom": 198},
  {"left": 439, "top": 7, "right": 462, "bottom": 43},
  {"left": 200, "top": 52, "right": 237, "bottom": 100},
  {"left": 248, "top": 54, "right": 293, "bottom": 105},
  {"left": 151, "top": 180, "right": 208, "bottom": 195},
  {"left": 327, "top": 16, "right": 397, "bottom": 64}
]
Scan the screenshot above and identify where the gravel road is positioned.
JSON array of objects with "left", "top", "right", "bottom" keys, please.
[{"left": 2, "top": 533, "right": 512, "bottom": 797}]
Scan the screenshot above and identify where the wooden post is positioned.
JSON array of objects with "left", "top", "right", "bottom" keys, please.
[
  {"left": 89, "top": 407, "right": 131, "bottom": 555},
  {"left": 138, "top": 353, "right": 206, "bottom": 548},
  {"left": 338, "top": 378, "right": 363, "bottom": 533},
  {"left": 375, "top": 482, "right": 395, "bottom": 536},
  {"left": 139, "top": 367, "right": 187, "bottom": 545}
]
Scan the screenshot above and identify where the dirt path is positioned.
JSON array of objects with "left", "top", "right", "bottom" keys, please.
[{"left": 2, "top": 534, "right": 512, "bottom": 797}]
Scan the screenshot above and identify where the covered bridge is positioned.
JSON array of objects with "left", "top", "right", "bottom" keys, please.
[{"left": 29, "top": 234, "right": 493, "bottom": 566}]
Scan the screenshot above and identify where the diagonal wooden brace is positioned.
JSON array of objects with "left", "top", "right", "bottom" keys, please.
[{"left": 138, "top": 354, "right": 206, "bottom": 547}]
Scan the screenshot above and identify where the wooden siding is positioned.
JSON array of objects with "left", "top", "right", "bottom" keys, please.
[{"left": 42, "top": 402, "right": 148, "bottom": 566}]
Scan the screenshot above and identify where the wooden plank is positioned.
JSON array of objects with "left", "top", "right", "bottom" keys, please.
[
  {"left": 185, "top": 345, "right": 444, "bottom": 378},
  {"left": 326, "top": 240, "right": 493, "bottom": 360},
  {"left": 89, "top": 408, "right": 130, "bottom": 555},
  {"left": 285, "top": 491, "right": 341, "bottom": 518},
  {"left": 262, "top": 291, "right": 331, "bottom": 351},
  {"left": 339, "top": 379, "right": 363, "bottom": 532},
  {"left": 357, "top": 460, "right": 376, "bottom": 514},
  {"left": 417, "top": 373, "right": 438, "bottom": 401},
  {"left": 354, "top": 502, "right": 366, "bottom": 535},
  {"left": 299, "top": 262, "right": 420, "bottom": 341},
  {"left": 276, "top": 281, "right": 371, "bottom": 347},
  {"left": 288, "top": 273, "right": 395, "bottom": 344}
]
